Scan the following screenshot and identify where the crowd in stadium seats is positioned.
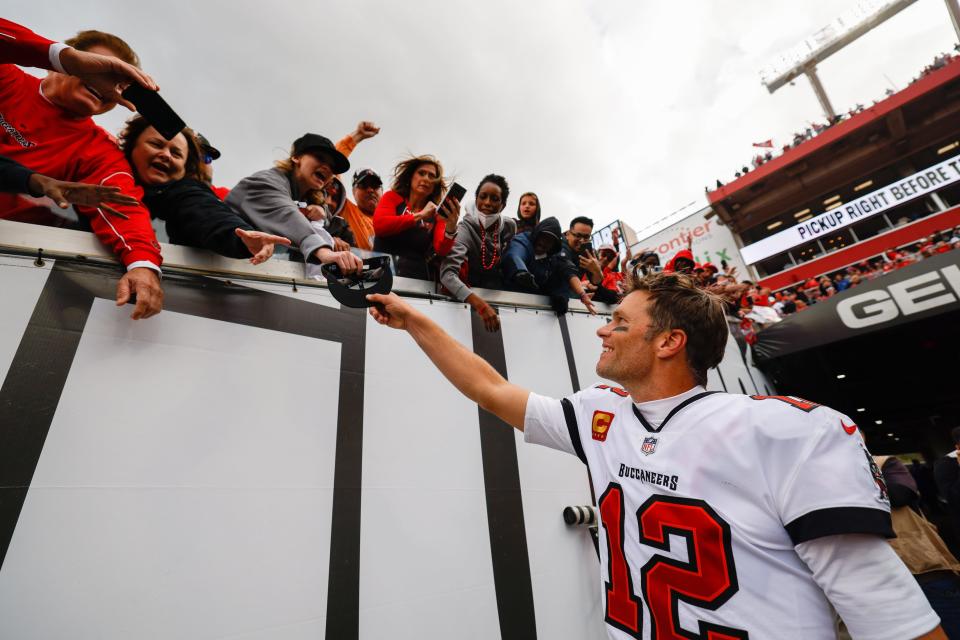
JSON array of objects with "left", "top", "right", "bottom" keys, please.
[
  {"left": 732, "top": 226, "right": 960, "bottom": 342},
  {"left": 623, "top": 224, "right": 960, "bottom": 345},
  {"left": 713, "top": 44, "right": 960, "bottom": 189}
]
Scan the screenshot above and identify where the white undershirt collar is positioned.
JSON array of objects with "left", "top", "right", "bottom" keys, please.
[{"left": 633, "top": 385, "right": 706, "bottom": 429}]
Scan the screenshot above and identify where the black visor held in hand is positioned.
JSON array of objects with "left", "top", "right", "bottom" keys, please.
[
  {"left": 121, "top": 85, "right": 186, "bottom": 141},
  {"left": 320, "top": 255, "right": 393, "bottom": 308}
]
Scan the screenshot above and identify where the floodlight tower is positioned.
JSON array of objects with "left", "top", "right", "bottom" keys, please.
[{"left": 760, "top": 0, "right": 960, "bottom": 120}]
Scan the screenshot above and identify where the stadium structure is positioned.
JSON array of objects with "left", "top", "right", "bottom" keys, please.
[{"left": 701, "top": 7, "right": 960, "bottom": 458}]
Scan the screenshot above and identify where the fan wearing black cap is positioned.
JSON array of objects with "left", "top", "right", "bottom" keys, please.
[
  {"left": 195, "top": 133, "right": 230, "bottom": 201},
  {"left": 226, "top": 133, "right": 363, "bottom": 275}
]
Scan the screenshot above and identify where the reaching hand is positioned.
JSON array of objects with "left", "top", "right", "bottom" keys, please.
[
  {"left": 415, "top": 202, "right": 438, "bottom": 223},
  {"left": 579, "top": 251, "right": 603, "bottom": 282},
  {"left": 116, "top": 267, "right": 163, "bottom": 320},
  {"left": 300, "top": 203, "right": 326, "bottom": 222},
  {"left": 235, "top": 228, "right": 291, "bottom": 265},
  {"left": 352, "top": 120, "right": 380, "bottom": 143},
  {"left": 316, "top": 247, "right": 363, "bottom": 274},
  {"left": 367, "top": 292, "right": 416, "bottom": 330},
  {"left": 331, "top": 236, "right": 351, "bottom": 252},
  {"left": 440, "top": 196, "right": 461, "bottom": 233},
  {"left": 27, "top": 173, "right": 139, "bottom": 218},
  {"left": 57, "top": 46, "right": 158, "bottom": 111},
  {"left": 468, "top": 294, "right": 500, "bottom": 332},
  {"left": 581, "top": 293, "right": 598, "bottom": 315}
]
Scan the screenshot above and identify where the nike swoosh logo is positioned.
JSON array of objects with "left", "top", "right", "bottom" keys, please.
[{"left": 841, "top": 420, "right": 857, "bottom": 435}]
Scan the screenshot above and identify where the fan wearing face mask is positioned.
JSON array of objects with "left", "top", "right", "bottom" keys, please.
[{"left": 439, "top": 174, "right": 516, "bottom": 332}]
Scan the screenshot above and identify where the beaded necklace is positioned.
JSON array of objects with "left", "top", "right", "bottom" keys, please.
[{"left": 478, "top": 219, "right": 500, "bottom": 270}]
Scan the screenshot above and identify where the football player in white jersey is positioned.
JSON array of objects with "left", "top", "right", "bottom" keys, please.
[{"left": 367, "top": 272, "right": 944, "bottom": 640}]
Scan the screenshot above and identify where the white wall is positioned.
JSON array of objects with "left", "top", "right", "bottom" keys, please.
[{"left": 0, "top": 255, "right": 771, "bottom": 640}]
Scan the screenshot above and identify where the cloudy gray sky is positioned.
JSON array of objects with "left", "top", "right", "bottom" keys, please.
[{"left": 9, "top": 0, "right": 958, "bottom": 238}]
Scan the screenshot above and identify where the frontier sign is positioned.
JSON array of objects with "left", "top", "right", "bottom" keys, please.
[{"left": 739, "top": 153, "right": 960, "bottom": 265}]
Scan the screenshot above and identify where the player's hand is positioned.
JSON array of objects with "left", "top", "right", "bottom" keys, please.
[
  {"left": 367, "top": 292, "right": 415, "bottom": 330},
  {"left": 351, "top": 120, "right": 380, "bottom": 143},
  {"left": 468, "top": 294, "right": 500, "bottom": 332},
  {"left": 116, "top": 267, "right": 163, "bottom": 320},
  {"left": 58, "top": 46, "right": 158, "bottom": 111},
  {"left": 316, "top": 247, "right": 363, "bottom": 274},
  {"left": 235, "top": 228, "right": 290, "bottom": 265},
  {"left": 27, "top": 173, "right": 139, "bottom": 218}
]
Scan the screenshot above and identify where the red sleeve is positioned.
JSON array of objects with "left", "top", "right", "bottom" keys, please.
[
  {"left": 373, "top": 190, "right": 416, "bottom": 237},
  {"left": 0, "top": 19, "right": 57, "bottom": 70},
  {"left": 74, "top": 136, "right": 163, "bottom": 268},
  {"left": 210, "top": 184, "right": 230, "bottom": 201},
  {"left": 433, "top": 220, "right": 454, "bottom": 256}
]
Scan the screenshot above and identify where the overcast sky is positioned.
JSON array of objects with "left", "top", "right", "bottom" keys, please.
[{"left": 9, "top": 0, "right": 959, "bottom": 239}]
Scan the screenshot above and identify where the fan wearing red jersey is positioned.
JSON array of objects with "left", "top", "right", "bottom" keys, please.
[
  {"left": 0, "top": 18, "right": 163, "bottom": 319},
  {"left": 367, "top": 271, "right": 944, "bottom": 640}
]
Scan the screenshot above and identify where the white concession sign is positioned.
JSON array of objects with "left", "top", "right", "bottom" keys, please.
[
  {"left": 739, "top": 153, "right": 960, "bottom": 265},
  {"left": 629, "top": 206, "right": 750, "bottom": 276}
]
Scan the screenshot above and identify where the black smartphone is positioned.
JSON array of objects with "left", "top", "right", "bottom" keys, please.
[
  {"left": 437, "top": 182, "right": 466, "bottom": 218},
  {"left": 581, "top": 241, "right": 594, "bottom": 255},
  {"left": 121, "top": 84, "right": 186, "bottom": 141}
]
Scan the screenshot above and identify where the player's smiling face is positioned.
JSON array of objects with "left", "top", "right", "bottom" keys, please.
[{"left": 595, "top": 291, "right": 657, "bottom": 387}]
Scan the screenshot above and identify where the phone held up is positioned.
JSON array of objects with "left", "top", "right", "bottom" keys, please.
[
  {"left": 437, "top": 182, "right": 466, "bottom": 219},
  {"left": 121, "top": 85, "right": 186, "bottom": 141}
]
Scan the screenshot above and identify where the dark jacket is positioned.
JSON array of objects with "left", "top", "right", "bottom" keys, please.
[
  {"left": 323, "top": 177, "right": 356, "bottom": 246},
  {"left": 0, "top": 154, "right": 35, "bottom": 194},
  {"left": 503, "top": 216, "right": 576, "bottom": 290},
  {"left": 934, "top": 453, "right": 960, "bottom": 527},
  {"left": 143, "top": 178, "right": 253, "bottom": 259},
  {"left": 560, "top": 236, "right": 620, "bottom": 304}
]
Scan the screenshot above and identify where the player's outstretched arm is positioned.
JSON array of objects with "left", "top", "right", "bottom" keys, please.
[{"left": 367, "top": 293, "right": 530, "bottom": 430}]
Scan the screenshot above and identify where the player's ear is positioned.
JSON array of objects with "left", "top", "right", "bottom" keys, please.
[{"left": 657, "top": 328, "right": 688, "bottom": 360}]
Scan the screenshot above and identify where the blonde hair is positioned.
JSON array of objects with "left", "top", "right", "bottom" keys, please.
[{"left": 274, "top": 149, "right": 325, "bottom": 205}]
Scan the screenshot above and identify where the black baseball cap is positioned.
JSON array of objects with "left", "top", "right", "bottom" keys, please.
[
  {"left": 320, "top": 255, "right": 393, "bottom": 308},
  {"left": 353, "top": 168, "right": 382, "bottom": 188},
  {"left": 292, "top": 133, "right": 350, "bottom": 174},
  {"left": 196, "top": 133, "right": 221, "bottom": 160}
]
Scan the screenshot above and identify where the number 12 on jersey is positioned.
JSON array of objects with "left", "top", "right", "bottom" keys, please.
[{"left": 598, "top": 484, "right": 748, "bottom": 639}]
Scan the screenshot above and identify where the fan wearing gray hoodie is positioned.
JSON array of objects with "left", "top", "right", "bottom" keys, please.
[{"left": 439, "top": 175, "right": 516, "bottom": 332}]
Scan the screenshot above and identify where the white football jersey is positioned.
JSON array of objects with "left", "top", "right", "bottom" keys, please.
[{"left": 524, "top": 385, "right": 893, "bottom": 640}]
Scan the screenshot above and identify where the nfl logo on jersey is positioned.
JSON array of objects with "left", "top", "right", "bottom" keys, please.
[{"left": 641, "top": 436, "right": 658, "bottom": 455}]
